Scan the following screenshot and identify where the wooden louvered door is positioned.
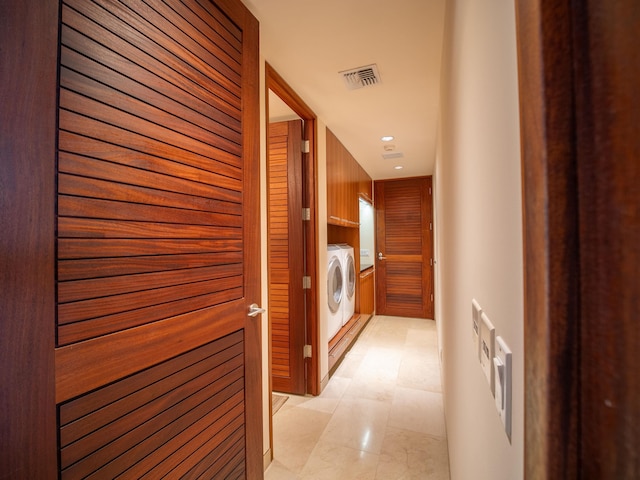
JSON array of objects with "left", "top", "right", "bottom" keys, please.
[
  {"left": 55, "top": 0, "right": 261, "bottom": 478},
  {"left": 375, "top": 177, "right": 433, "bottom": 319},
  {"left": 267, "top": 120, "right": 306, "bottom": 395}
]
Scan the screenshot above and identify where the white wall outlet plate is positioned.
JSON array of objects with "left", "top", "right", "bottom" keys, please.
[
  {"left": 479, "top": 312, "right": 495, "bottom": 394},
  {"left": 471, "top": 299, "right": 482, "bottom": 360},
  {"left": 494, "top": 335, "right": 512, "bottom": 442}
]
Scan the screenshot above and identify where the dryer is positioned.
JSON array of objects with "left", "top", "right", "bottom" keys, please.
[
  {"left": 326, "top": 245, "right": 344, "bottom": 341},
  {"left": 338, "top": 244, "right": 356, "bottom": 325}
]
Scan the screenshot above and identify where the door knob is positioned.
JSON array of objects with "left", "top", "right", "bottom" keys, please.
[
  {"left": 248, "top": 303, "right": 266, "bottom": 317},
  {"left": 378, "top": 252, "right": 387, "bottom": 260}
]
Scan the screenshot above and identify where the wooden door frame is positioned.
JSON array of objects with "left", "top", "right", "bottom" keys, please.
[
  {"left": 265, "top": 64, "right": 320, "bottom": 399},
  {"left": 264, "top": 64, "right": 320, "bottom": 462},
  {"left": 1, "top": 1, "right": 59, "bottom": 476},
  {"left": 516, "top": 1, "right": 639, "bottom": 477}
]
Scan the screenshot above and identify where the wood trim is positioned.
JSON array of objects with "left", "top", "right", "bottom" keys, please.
[
  {"left": 0, "top": 1, "right": 59, "bottom": 476},
  {"left": 572, "top": 2, "right": 639, "bottom": 477},
  {"left": 515, "top": 2, "right": 580, "bottom": 477},
  {"left": 239, "top": 6, "right": 262, "bottom": 479},
  {"left": 265, "top": 63, "right": 319, "bottom": 396},
  {"left": 517, "top": 1, "right": 639, "bottom": 478}
]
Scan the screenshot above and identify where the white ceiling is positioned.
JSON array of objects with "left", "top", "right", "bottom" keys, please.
[{"left": 242, "top": 0, "right": 446, "bottom": 180}]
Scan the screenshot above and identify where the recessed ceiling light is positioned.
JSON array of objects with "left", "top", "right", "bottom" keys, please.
[
  {"left": 394, "top": 165, "right": 404, "bottom": 170},
  {"left": 381, "top": 136, "right": 394, "bottom": 142}
]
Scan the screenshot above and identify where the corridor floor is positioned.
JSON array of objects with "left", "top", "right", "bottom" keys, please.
[{"left": 265, "top": 315, "right": 451, "bottom": 479}]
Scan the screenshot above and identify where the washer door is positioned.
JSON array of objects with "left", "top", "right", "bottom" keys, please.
[
  {"left": 327, "top": 256, "right": 343, "bottom": 314},
  {"left": 345, "top": 254, "right": 355, "bottom": 300}
]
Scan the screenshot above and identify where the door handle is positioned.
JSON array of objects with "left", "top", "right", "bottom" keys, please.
[
  {"left": 378, "top": 252, "right": 387, "bottom": 260},
  {"left": 248, "top": 303, "right": 266, "bottom": 317}
]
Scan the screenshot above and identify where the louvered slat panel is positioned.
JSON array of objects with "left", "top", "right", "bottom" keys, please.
[
  {"left": 63, "top": 0, "right": 241, "bottom": 111},
  {"left": 268, "top": 125, "right": 291, "bottom": 378},
  {"left": 58, "top": 333, "right": 245, "bottom": 479},
  {"left": 58, "top": 275, "right": 242, "bottom": 324},
  {"left": 58, "top": 287, "right": 243, "bottom": 345},
  {"left": 385, "top": 183, "right": 424, "bottom": 255},
  {"left": 54, "top": 0, "right": 258, "bottom": 475},
  {"left": 57, "top": 0, "right": 244, "bottom": 346},
  {"left": 59, "top": 252, "right": 243, "bottom": 282}
]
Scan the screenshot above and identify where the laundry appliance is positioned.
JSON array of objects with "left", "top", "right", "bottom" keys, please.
[
  {"left": 326, "top": 244, "right": 344, "bottom": 341},
  {"left": 338, "top": 244, "right": 356, "bottom": 325}
]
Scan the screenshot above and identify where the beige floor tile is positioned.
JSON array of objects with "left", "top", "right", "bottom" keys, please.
[
  {"left": 268, "top": 315, "right": 450, "bottom": 480},
  {"left": 272, "top": 406, "right": 333, "bottom": 473},
  {"left": 353, "top": 346, "right": 403, "bottom": 383},
  {"left": 397, "top": 354, "right": 443, "bottom": 393},
  {"left": 299, "top": 376, "right": 351, "bottom": 414},
  {"left": 265, "top": 459, "right": 301, "bottom": 480},
  {"left": 367, "top": 324, "right": 409, "bottom": 348},
  {"left": 389, "top": 387, "right": 446, "bottom": 437},
  {"left": 333, "top": 350, "right": 365, "bottom": 379},
  {"left": 405, "top": 327, "right": 438, "bottom": 349},
  {"left": 343, "top": 377, "right": 396, "bottom": 403},
  {"left": 320, "top": 398, "right": 391, "bottom": 454},
  {"left": 375, "top": 427, "right": 450, "bottom": 480},
  {"left": 300, "top": 439, "right": 380, "bottom": 480}
]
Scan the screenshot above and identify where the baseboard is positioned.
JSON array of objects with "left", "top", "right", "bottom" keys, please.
[
  {"left": 263, "top": 448, "right": 272, "bottom": 472},
  {"left": 320, "top": 372, "right": 330, "bottom": 392}
]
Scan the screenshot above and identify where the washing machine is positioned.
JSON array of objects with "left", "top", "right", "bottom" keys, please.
[
  {"left": 338, "top": 244, "right": 356, "bottom": 325},
  {"left": 327, "top": 245, "right": 344, "bottom": 341}
]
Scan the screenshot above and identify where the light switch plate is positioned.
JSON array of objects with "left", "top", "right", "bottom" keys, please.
[
  {"left": 471, "top": 299, "right": 482, "bottom": 360},
  {"left": 479, "top": 312, "right": 495, "bottom": 394},
  {"left": 494, "top": 335, "right": 512, "bottom": 441}
]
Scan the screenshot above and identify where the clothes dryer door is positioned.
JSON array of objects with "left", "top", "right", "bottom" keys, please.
[
  {"left": 345, "top": 253, "right": 356, "bottom": 301},
  {"left": 327, "top": 255, "right": 344, "bottom": 339}
]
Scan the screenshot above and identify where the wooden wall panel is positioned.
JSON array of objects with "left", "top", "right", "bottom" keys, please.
[
  {"left": 359, "top": 269, "right": 375, "bottom": 316},
  {"left": 326, "top": 129, "right": 360, "bottom": 226}
]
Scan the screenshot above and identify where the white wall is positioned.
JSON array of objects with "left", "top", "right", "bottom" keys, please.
[{"left": 435, "top": 0, "right": 524, "bottom": 479}]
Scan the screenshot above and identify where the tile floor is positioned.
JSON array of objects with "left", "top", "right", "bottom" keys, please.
[{"left": 265, "top": 315, "right": 451, "bottom": 479}]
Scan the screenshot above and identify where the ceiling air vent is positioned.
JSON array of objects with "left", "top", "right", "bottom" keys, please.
[
  {"left": 382, "top": 152, "right": 404, "bottom": 160},
  {"left": 340, "top": 64, "right": 381, "bottom": 90}
]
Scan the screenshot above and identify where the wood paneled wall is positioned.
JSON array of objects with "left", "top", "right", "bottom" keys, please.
[
  {"left": 359, "top": 269, "right": 375, "bottom": 316},
  {"left": 326, "top": 129, "right": 368, "bottom": 227},
  {"left": 326, "top": 128, "right": 373, "bottom": 320}
]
